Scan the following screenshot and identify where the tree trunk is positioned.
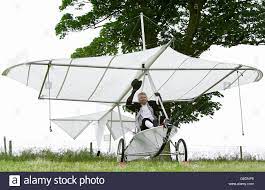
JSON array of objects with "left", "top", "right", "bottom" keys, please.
[{"left": 182, "top": 0, "right": 206, "bottom": 56}]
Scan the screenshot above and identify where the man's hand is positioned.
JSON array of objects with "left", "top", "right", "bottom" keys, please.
[
  {"left": 154, "top": 92, "right": 160, "bottom": 97},
  {"left": 131, "top": 79, "right": 142, "bottom": 91},
  {"left": 154, "top": 92, "right": 162, "bottom": 101}
]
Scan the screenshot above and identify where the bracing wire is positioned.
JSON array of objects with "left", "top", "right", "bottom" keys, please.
[
  {"left": 143, "top": 15, "right": 175, "bottom": 38},
  {"left": 237, "top": 71, "right": 245, "bottom": 136},
  {"left": 47, "top": 67, "right": 52, "bottom": 132},
  {"left": 128, "top": 17, "right": 140, "bottom": 40}
]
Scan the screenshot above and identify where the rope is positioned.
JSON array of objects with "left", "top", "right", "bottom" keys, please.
[
  {"left": 143, "top": 15, "right": 175, "bottom": 38},
  {"left": 47, "top": 68, "right": 52, "bottom": 132},
  {"left": 128, "top": 17, "right": 140, "bottom": 41},
  {"left": 237, "top": 71, "right": 245, "bottom": 136}
]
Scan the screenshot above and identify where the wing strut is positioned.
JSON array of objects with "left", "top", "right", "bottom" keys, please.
[
  {"left": 117, "top": 104, "right": 126, "bottom": 145},
  {"left": 146, "top": 71, "right": 169, "bottom": 119},
  {"left": 140, "top": 12, "right": 146, "bottom": 51}
]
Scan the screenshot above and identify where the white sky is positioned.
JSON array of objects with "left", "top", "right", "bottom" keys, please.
[{"left": 0, "top": 0, "right": 264, "bottom": 158}]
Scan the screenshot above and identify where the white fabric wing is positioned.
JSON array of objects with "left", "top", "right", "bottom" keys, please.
[
  {"left": 51, "top": 111, "right": 135, "bottom": 141},
  {"left": 3, "top": 46, "right": 262, "bottom": 103},
  {"left": 52, "top": 119, "right": 92, "bottom": 140},
  {"left": 96, "top": 117, "right": 107, "bottom": 149},
  {"left": 106, "top": 120, "right": 135, "bottom": 140}
]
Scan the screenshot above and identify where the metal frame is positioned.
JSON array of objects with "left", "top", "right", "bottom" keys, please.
[
  {"left": 26, "top": 64, "right": 31, "bottom": 86},
  {"left": 87, "top": 55, "right": 117, "bottom": 100},
  {"left": 20, "top": 62, "right": 259, "bottom": 71},
  {"left": 38, "top": 96, "right": 194, "bottom": 103},
  {"left": 56, "top": 59, "right": 73, "bottom": 98},
  {"left": 140, "top": 12, "right": 146, "bottom": 51},
  {"left": 32, "top": 60, "right": 259, "bottom": 104},
  {"left": 223, "top": 70, "right": 246, "bottom": 90},
  {"left": 108, "top": 111, "right": 113, "bottom": 153},
  {"left": 194, "top": 65, "right": 242, "bottom": 100},
  {"left": 146, "top": 70, "right": 169, "bottom": 119},
  {"left": 117, "top": 104, "right": 126, "bottom": 145},
  {"left": 51, "top": 119, "right": 134, "bottom": 122},
  {"left": 38, "top": 60, "right": 52, "bottom": 99},
  {"left": 237, "top": 71, "right": 245, "bottom": 136}
]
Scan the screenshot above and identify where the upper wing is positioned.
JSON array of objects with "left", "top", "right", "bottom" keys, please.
[{"left": 2, "top": 46, "right": 262, "bottom": 103}]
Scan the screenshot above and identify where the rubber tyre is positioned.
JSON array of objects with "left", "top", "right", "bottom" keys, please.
[
  {"left": 176, "top": 138, "right": 188, "bottom": 162},
  {"left": 117, "top": 138, "right": 125, "bottom": 162}
]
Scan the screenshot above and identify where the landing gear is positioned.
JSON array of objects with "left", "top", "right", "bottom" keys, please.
[
  {"left": 175, "top": 138, "right": 188, "bottom": 162},
  {"left": 117, "top": 138, "right": 125, "bottom": 162}
]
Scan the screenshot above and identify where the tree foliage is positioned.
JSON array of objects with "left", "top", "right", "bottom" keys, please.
[{"left": 55, "top": 0, "right": 265, "bottom": 124}]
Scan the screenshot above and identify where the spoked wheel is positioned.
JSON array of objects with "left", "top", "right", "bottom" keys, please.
[
  {"left": 117, "top": 138, "right": 125, "bottom": 162},
  {"left": 175, "top": 138, "right": 187, "bottom": 162}
]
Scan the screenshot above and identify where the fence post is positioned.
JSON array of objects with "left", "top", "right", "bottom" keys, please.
[
  {"left": 9, "top": 140, "right": 12, "bottom": 156},
  {"left": 3, "top": 136, "right": 7, "bottom": 154},
  {"left": 90, "top": 142, "right": 93, "bottom": 155},
  {"left": 240, "top": 146, "right": 243, "bottom": 160}
]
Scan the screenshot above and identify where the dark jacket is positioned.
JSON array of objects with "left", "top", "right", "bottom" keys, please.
[{"left": 126, "top": 90, "right": 162, "bottom": 120}]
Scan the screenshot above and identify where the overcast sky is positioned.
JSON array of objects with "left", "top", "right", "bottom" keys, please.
[{"left": 0, "top": 0, "right": 264, "bottom": 158}]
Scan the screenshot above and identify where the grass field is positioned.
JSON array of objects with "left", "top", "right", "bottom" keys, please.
[
  {"left": 2, "top": 159, "right": 265, "bottom": 172},
  {"left": 0, "top": 150, "right": 265, "bottom": 172}
]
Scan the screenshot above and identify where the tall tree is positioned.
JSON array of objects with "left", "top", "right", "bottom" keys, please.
[
  {"left": 56, "top": 0, "right": 265, "bottom": 56},
  {"left": 55, "top": 0, "right": 265, "bottom": 158}
]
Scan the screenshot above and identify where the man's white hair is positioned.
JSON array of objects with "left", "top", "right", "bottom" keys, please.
[{"left": 138, "top": 92, "right": 147, "bottom": 97}]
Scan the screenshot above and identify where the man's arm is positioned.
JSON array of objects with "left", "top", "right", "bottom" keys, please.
[
  {"left": 126, "top": 79, "right": 142, "bottom": 112},
  {"left": 126, "top": 90, "right": 137, "bottom": 112}
]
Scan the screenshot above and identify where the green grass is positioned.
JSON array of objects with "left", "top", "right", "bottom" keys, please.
[
  {"left": 1, "top": 159, "right": 265, "bottom": 172},
  {"left": 0, "top": 150, "right": 265, "bottom": 172}
]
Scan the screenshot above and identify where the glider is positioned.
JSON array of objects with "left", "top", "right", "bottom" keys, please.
[{"left": 2, "top": 13, "right": 262, "bottom": 162}]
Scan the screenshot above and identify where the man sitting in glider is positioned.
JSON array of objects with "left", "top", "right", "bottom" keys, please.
[{"left": 126, "top": 79, "right": 163, "bottom": 132}]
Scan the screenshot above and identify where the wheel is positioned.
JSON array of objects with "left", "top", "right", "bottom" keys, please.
[
  {"left": 117, "top": 138, "right": 125, "bottom": 162},
  {"left": 175, "top": 138, "right": 187, "bottom": 162}
]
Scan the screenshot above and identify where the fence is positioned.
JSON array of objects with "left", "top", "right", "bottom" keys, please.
[
  {"left": 186, "top": 145, "right": 265, "bottom": 160},
  {"left": 1, "top": 136, "right": 265, "bottom": 160}
]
